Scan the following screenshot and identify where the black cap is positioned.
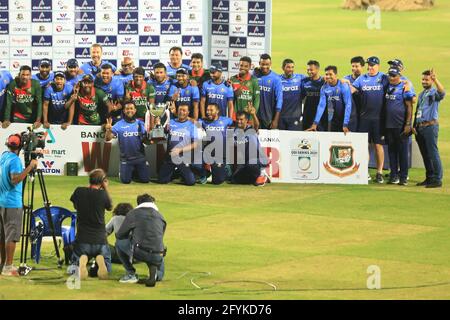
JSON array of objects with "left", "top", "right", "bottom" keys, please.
[
  {"left": 388, "top": 67, "right": 401, "bottom": 77},
  {"left": 366, "top": 56, "right": 380, "bottom": 66},
  {"left": 66, "top": 58, "right": 79, "bottom": 68},
  {"left": 54, "top": 71, "right": 66, "bottom": 79},
  {"left": 388, "top": 59, "right": 404, "bottom": 69},
  {"left": 39, "top": 58, "right": 51, "bottom": 67},
  {"left": 81, "top": 74, "right": 94, "bottom": 82},
  {"left": 176, "top": 67, "right": 189, "bottom": 75},
  {"left": 209, "top": 64, "right": 223, "bottom": 73}
]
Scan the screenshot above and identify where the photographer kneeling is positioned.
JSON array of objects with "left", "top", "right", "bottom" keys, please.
[
  {"left": 70, "top": 169, "right": 113, "bottom": 280},
  {"left": 115, "top": 193, "right": 166, "bottom": 287}
]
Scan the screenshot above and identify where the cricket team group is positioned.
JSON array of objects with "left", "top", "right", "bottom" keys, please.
[{"left": 0, "top": 44, "right": 445, "bottom": 284}]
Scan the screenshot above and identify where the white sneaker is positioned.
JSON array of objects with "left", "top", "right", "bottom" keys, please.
[{"left": 1, "top": 265, "right": 19, "bottom": 277}]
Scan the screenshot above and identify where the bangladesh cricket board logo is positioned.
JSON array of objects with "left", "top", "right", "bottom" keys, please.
[{"left": 323, "top": 145, "right": 360, "bottom": 178}]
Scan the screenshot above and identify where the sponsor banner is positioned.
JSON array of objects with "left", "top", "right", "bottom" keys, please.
[
  {"left": 139, "top": 47, "right": 160, "bottom": 60},
  {"left": 230, "top": 0, "right": 248, "bottom": 12},
  {"left": 10, "top": 60, "right": 31, "bottom": 72},
  {"left": 0, "top": 124, "right": 367, "bottom": 185},
  {"left": 0, "top": 35, "right": 9, "bottom": 46},
  {"left": 31, "top": 47, "right": 53, "bottom": 59},
  {"left": 139, "top": 23, "right": 160, "bottom": 35},
  {"left": 119, "top": 35, "right": 139, "bottom": 46},
  {"left": 10, "top": 36, "right": 31, "bottom": 47},
  {"left": 11, "top": 0, "right": 31, "bottom": 11},
  {"left": 160, "top": 35, "right": 182, "bottom": 48},
  {"left": 182, "top": 23, "right": 202, "bottom": 35},
  {"left": 182, "top": 11, "right": 202, "bottom": 24},
  {"left": 9, "top": 11, "right": 31, "bottom": 23},
  {"left": 53, "top": 36, "right": 75, "bottom": 47},
  {"left": 10, "top": 23, "right": 32, "bottom": 35},
  {"left": 230, "top": 12, "right": 248, "bottom": 25},
  {"left": 10, "top": 47, "right": 31, "bottom": 59},
  {"left": 75, "top": 35, "right": 96, "bottom": 46},
  {"left": 0, "top": 60, "right": 8, "bottom": 69},
  {"left": 55, "top": 0, "right": 75, "bottom": 11},
  {"left": 182, "top": 0, "right": 201, "bottom": 10},
  {"left": 96, "top": 24, "right": 118, "bottom": 35},
  {"left": 118, "top": 47, "right": 139, "bottom": 60},
  {"left": 211, "top": 35, "right": 229, "bottom": 48},
  {"left": 139, "top": 11, "right": 159, "bottom": 23},
  {"left": 211, "top": 47, "right": 229, "bottom": 60},
  {"left": 97, "top": 11, "right": 118, "bottom": 24}
]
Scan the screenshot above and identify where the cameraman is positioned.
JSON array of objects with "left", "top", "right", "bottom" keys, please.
[
  {"left": 0, "top": 134, "right": 38, "bottom": 276},
  {"left": 70, "top": 168, "right": 113, "bottom": 280},
  {"left": 116, "top": 194, "right": 166, "bottom": 287}
]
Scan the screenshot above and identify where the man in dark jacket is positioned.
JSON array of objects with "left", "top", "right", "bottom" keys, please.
[{"left": 116, "top": 194, "right": 166, "bottom": 287}]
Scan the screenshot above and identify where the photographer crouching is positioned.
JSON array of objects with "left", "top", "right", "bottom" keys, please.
[
  {"left": 0, "top": 134, "right": 38, "bottom": 276},
  {"left": 70, "top": 168, "right": 113, "bottom": 280},
  {"left": 115, "top": 193, "right": 166, "bottom": 287}
]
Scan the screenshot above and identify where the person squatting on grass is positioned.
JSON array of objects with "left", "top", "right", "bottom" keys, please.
[
  {"left": 70, "top": 168, "right": 113, "bottom": 280},
  {"left": 115, "top": 193, "right": 166, "bottom": 287},
  {"left": 106, "top": 202, "right": 133, "bottom": 264}
]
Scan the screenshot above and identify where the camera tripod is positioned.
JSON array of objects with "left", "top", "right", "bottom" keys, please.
[{"left": 19, "top": 168, "right": 64, "bottom": 276}]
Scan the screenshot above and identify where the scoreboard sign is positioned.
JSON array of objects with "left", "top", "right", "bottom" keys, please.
[{"left": 0, "top": 0, "right": 272, "bottom": 77}]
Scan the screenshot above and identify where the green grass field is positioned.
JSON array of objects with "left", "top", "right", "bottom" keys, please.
[{"left": 1, "top": 0, "right": 450, "bottom": 300}]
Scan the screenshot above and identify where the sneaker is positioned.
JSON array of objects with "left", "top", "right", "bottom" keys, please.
[
  {"left": 254, "top": 172, "right": 270, "bottom": 187},
  {"left": 119, "top": 273, "right": 139, "bottom": 284},
  {"left": 375, "top": 173, "right": 384, "bottom": 184},
  {"left": 79, "top": 255, "right": 88, "bottom": 280},
  {"left": 145, "top": 265, "right": 158, "bottom": 287},
  {"left": 416, "top": 179, "right": 429, "bottom": 186},
  {"left": 388, "top": 176, "right": 400, "bottom": 184},
  {"left": 367, "top": 174, "right": 372, "bottom": 181},
  {"left": 399, "top": 179, "right": 408, "bottom": 186},
  {"left": 197, "top": 176, "right": 208, "bottom": 184},
  {"left": 1, "top": 265, "right": 19, "bottom": 277},
  {"left": 426, "top": 181, "right": 442, "bottom": 188},
  {"left": 95, "top": 255, "right": 108, "bottom": 280}
]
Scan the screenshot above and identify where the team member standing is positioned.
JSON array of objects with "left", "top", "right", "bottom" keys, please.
[
  {"left": 168, "top": 68, "right": 200, "bottom": 120},
  {"left": 65, "top": 59, "right": 83, "bottom": 87},
  {"left": 230, "top": 56, "right": 260, "bottom": 118},
  {"left": 279, "top": 59, "right": 305, "bottom": 131},
  {"left": 0, "top": 135, "right": 38, "bottom": 276},
  {"left": 94, "top": 64, "right": 125, "bottom": 123},
  {"left": 200, "top": 64, "right": 234, "bottom": 118},
  {"left": 124, "top": 67, "right": 156, "bottom": 122},
  {"left": 105, "top": 101, "right": 151, "bottom": 184},
  {"left": 307, "top": 66, "right": 354, "bottom": 133},
  {"left": 344, "top": 56, "right": 365, "bottom": 128},
  {"left": 255, "top": 54, "right": 283, "bottom": 130},
  {"left": 166, "top": 47, "right": 190, "bottom": 79},
  {"left": 189, "top": 53, "right": 211, "bottom": 91},
  {"left": 116, "top": 57, "right": 135, "bottom": 87},
  {"left": 65, "top": 74, "right": 114, "bottom": 125},
  {"left": 2, "top": 66, "right": 42, "bottom": 128},
  {"left": 42, "top": 71, "right": 74, "bottom": 129},
  {"left": 32, "top": 59, "right": 54, "bottom": 90},
  {"left": 384, "top": 67, "right": 415, "bottom": 185},
  {"left": 80, "top": 44, "right": 117, "bottom": 78},
  {"left": 414, "top": 69, "right": 446, "bottom": 188},
  {"left": 158, "top": 104, "right": 200, "bottom": 186},
  {"left": 300, "top": 60, "right": 325, "bottom": 130},
  {"left": 350, "top": 56, "right": 389, "bottom": 183},
  {"left": 148, "top": 63, "right": 174, "bottom": 108}
]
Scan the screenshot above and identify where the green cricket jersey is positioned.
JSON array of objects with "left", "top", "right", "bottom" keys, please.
[
  {"left": 125, "top": 81, "right": 156, "bottom": 120},
  {"left": 5, "top": 79, "right": 42, "bottom": 123},
  {"left": 230, "top": 73, "right": 260, "bottom": 113},
  {"left": 76, "top": 88, "right": 109, "bottom": 125}
]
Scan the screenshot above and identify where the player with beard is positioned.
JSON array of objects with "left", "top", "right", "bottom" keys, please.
[
  {"left": 300, "top": 60, "right": 325, "bottom": 130},
  {"left": 94, "top": 64, "right": 125, "bottom": 123},
  {"left": 32, "top": 59, "right": 54, "bottom": 90},
  {"left": 105, "top": 101, "right": 151, "bottom": 184},
  {"left": 124, "top": 67, "right": 156, "bottom": 122},
  {"left": 80, "top": 44, "right": 117, "bottom": 77},
  {"left": 2, "top": 65, "right": 42, "bottom": 128},
  {"left": 42, "top": 71, "right": 74, "bottom": 129},
  {"left": 200, "top": 64, "right": 234, "bottom": 119},
  {"left": 254, "top": 54, "right": 283, "bottom": 130},
  {"left": 198, "top": 103, "right": 234, "bottom": 185},
  {"left": 116, "top": 57, "right": 135, "bottom": 87},
  {"left": 168, "top": 68, "right": 200, "bottom": 120},
  {"left": 279, "top": 59, "right": 305, "bottom": 131},
  {"left": 307, "top": 66, "right": 355, "bottom": 133},
  {"left": 65, "top": 74, "right": 114, "bottom": 125},
  {"left": 65, "top": 59, "right": 83, "bottom": 87}
]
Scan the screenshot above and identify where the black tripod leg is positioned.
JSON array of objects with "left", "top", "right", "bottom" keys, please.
[
  {"left": 37, "top": 170, "right": 63, "bottom": 268},
  {"left": 19, "top": 174, "right": 34, "bottom": 276}
]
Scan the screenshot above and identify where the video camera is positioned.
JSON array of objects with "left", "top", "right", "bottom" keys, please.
[{"left": 21, "top": 127, "right": 46, "bottom": 165}]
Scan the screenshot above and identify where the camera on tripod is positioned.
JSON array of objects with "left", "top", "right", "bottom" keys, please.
[{"left": 21, "top": 127, "right": 46, "bottom": 165}]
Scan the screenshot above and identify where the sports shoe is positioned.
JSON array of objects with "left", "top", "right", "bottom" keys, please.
[
  {"left": 79, "top": 255, "right": 88, "bottom": 280},
  {"left": 367, "top": 174, "right": 372, "bottom": 181},
  {"left": 119, "top": 273, "right": 139, "bottom": 284},
  {"left": 197, "top": 175, "right": 208, "bottom": 184},
  {"left": 145, "top": 265, "right": 158, "bottom": 287},
  {"left": 416, "top": 179, "right": 429, "bottom": 186},
  {"left": 399, "top": 178, "right": 408, "bottom": 186},
  {"left": 254, "top": 172, "right": 270, "bottom": 187},
  {"left": 95, "top": 255, "right": 108, "bottom": 280},
  {"left": 426, "top": 181, "right": 442, "bottom": 188},
  {"left": 1, "top": 265, "right": 19, "bottom": 277},
  {"left": 388, "top": 176, "right": 400, "bottom": 184},
  {"left": 375, "top": 173, "right": 384, "bottom": 184}
]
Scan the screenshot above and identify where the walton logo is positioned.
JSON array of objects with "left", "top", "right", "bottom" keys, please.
[
  {"left": 41, "top": 160, "right": 61, "bottom": 174},
  {"left": 42, "top": 160, "right": 55, "bottom": 169}
]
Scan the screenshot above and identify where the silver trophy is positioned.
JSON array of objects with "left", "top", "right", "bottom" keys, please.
[{"left": 149, "top": 102, "right": 170, "bottom": 140}]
